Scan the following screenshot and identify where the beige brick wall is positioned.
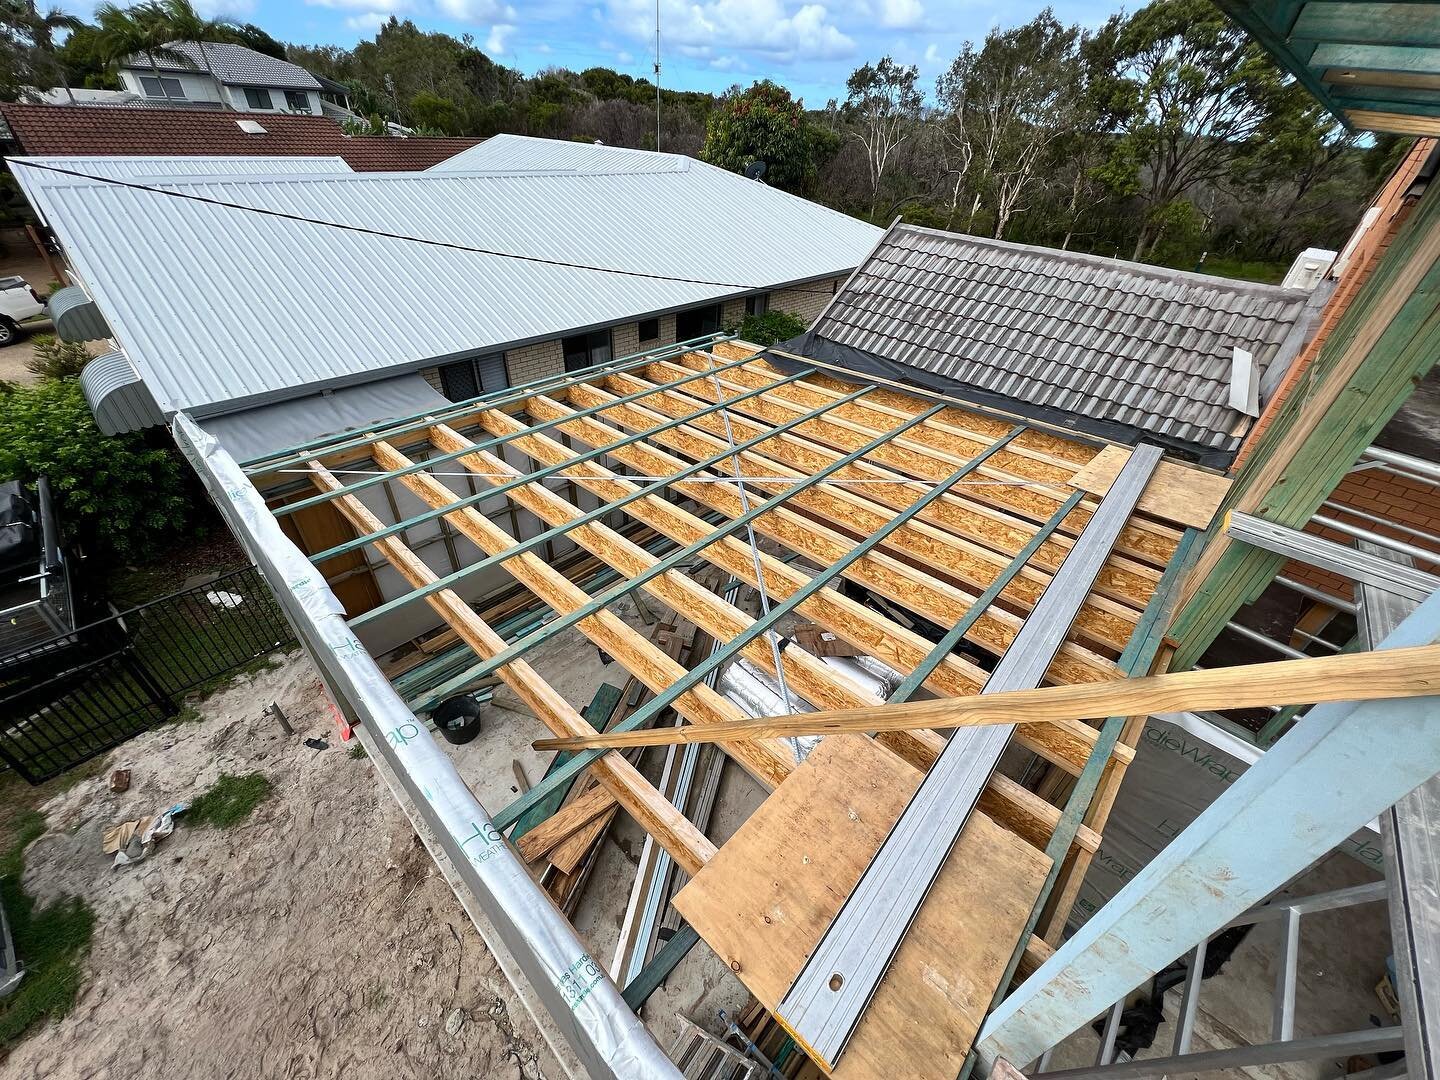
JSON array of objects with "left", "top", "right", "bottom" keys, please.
[
  {"left": 721, "top": 297, "right": 747, "bottom": 328},
  {"left": 772, "top": 277, "right": 841, "bottom": 323},
  {"left": 504, "top": 339, "right": 564, "bottom": 385},
  {"left": 612, "top": 321, "right": 640, "bottom": 359},
  {"left": 419, "top": 367, "right": 443, "bottom": 393}
]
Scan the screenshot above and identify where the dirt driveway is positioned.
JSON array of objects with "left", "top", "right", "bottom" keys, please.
[{"left": 1, "top": 652, "right": 558, "bottom": 1079}]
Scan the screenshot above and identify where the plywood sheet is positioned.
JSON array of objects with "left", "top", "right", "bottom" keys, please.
[
  {"left": 1070, "top": 445, "right": 1230, "bottom": 529},
  {"left": 675, "top": 734, "right": 1051, "bottom": 1080}
]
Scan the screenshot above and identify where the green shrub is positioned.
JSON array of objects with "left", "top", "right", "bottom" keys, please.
[
  {"left": 728, "top": 309, "right": 807, "bottom": 347},
  {"left": 188, "top": 773, "right": 272, "bottom": 829},
  {"left": 0, "top": 811, "right": 95, "bottom": 1049},
  {"left": 0, "top": 378, "right": 197, "bottom": 562},
  {"left": 25, "top": 334, "right": 90, "bottom": 380}
]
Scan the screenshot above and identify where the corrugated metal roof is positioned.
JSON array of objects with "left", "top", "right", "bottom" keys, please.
[
  {"left": 14, "top": 148, "right": 880, "bottom": 420},
  {"left": 15, "top": 154, "right": 351, "bottom": 193},
  {"left": 803, "top": 224, "right": 1314, "bottom": 455},
  {"left": 430, "top": 134, "right": 688, "bottom": 175},
  {"left": 140, "top": 42, "right": 323, "bottom": 91}
]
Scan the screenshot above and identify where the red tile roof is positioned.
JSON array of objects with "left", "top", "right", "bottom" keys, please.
[{"left": 0, "top": 103, "right": 481, "bottom": 171}]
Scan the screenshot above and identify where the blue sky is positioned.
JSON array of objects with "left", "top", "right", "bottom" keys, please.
[{"left": 167, "top": 0, "right": 1128, "bottom": 104}]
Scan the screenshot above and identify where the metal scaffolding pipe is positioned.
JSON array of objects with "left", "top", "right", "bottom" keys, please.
[
  {"left": 1273, "top": 574, "right": 1357, "bottom": 613},
  {"left": 1310, "top": 512, "right": 1440, "bottom": 568},
  {"left": 1362, "top": 444, "right": 1440, "bottom": 487}
]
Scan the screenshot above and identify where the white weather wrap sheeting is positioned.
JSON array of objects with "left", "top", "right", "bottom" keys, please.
[
  {"left": 12, "top": 149, "right": 879, "bottom": 419},
  {"left": 172, "top": 412, "right": 681, "bottom": 1080}
]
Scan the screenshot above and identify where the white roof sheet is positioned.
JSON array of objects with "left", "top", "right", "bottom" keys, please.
[
  {"left": 14, "top": 154, "right": 352, "bottom": 191},
  {"left": 12, "top": 145, "right": 879, "bottom": 419},
  {"left": 430, "top": 134, "right": 689, "bottom": 175}
]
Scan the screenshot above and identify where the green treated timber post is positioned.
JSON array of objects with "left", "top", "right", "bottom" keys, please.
[
  {"left": 486, "top": 422, "right": 1024, "bottom": 835},
  {"left": 1169, "top": 179, "right": 1440, "bottom": 671},
  {"left": 621, "top": 924, "right": 700, "bottom": 1011}
]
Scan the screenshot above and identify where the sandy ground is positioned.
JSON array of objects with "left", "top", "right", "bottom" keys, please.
[{"left": 2, "top": 651, "right": 558, "bottom": 1080}]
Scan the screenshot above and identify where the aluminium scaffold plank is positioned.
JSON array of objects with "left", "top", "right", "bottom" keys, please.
[{"left": 775, "top": 443, "right": 1164, "bottom": 1072}]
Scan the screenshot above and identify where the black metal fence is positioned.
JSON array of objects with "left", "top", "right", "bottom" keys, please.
[{"left": 0, "top": 566, "right": 296, "bottom": 784}]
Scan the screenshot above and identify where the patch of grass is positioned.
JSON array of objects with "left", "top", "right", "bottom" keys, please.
[
  {"left": 347, "top": 743, "right": 367, "bottom": 760},
  {"left": 0, "top": 811, "right": 95, "bottom": 1049},
  {"left": 187, "top": 773, "right": 272, "bottom": 829}
]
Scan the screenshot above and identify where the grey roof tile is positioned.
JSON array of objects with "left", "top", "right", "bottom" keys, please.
[{"left": 807, "top": 224, "right": 1313, "bottom": 453}]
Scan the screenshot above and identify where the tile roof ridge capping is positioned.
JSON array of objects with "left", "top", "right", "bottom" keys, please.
[{"left": 887, "top": 221, "right": 1314, "bottom": 300}]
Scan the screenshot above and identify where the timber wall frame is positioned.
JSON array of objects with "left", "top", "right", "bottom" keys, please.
[
  {"left": 240, "top": 337, "right": 1212, "bottom": 1048},
  {"left": 1168, "top": 163, "right": 1440, "bottom": 670}
]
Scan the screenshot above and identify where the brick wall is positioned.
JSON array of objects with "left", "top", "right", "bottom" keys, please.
[
  {"left": 419, "top": 367, "right": 443, "bottom": 393},
  {"left": 721, "top": 297, "right": 746, "bottom": 327},
  {"left": 612, "top": 320, "right": 640, "bottom": 359},
  {"left": 504, "top": 338, "right": 564, "bottom": 385},
  {"left": 1281, "top": 465, "right": 1440, "bottom": 601},
  {"left": 772, "top": 278, "right": 840, "bottom": 323}
]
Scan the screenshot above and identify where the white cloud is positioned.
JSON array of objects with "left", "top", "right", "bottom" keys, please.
[
  {"left": 485, "top": 23, "right": 515, "bottom": 52},
  {"left": 877, "top": 0, "right": 921, "bottom": 28},
  {"left": 607, "top": 0, "right": 855, "bottom": 63},
  {"left": 345, "top": 11, "right": 388, "bottom": 29},
  {"left": 535, "top": 42, "right": 553, "bottom": 53},
  {"left": 432, "top": 0, "right": 513, "bottom": 22},
  {"left": 307, "top": 0, "right": 404, "bottom": 11},
  {"left": 616, "top": 49, "right": 634, "bottom": 63},
  {"left": 923, "top": 41, "right": 940, "bottom": 64},
  {"left": 709, "top": 54, "right": 739, "bottom": 70},
  {"left": 193, "top": 0, "right": 255, "bottom": 17}
]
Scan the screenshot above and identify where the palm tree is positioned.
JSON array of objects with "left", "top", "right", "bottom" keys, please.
[
  {"left": 156, "top": 0, "right": 237, "bottom": 106},
  {"left": 93, "top": 1, "right": 189, "bottom": 103},
  {"left": 17, "top": 2, "right": 82, "bottom": 103}
]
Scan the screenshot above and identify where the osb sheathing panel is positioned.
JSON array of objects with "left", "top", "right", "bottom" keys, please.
[
  {"left": 611, "top": 371, "right": 1161, "bottom": 607},
  {"left": 590, "top": 376, "right": 1139, "bottom": 651},
  {"left": 671, "top": 355, "right": 1078, "bottom": 486},
  {"left": 552, "top": 387, "right": 1120, "bottom": 687},
  {"left": 643, "top": 362, "right": 1180, "bottom": 567}
]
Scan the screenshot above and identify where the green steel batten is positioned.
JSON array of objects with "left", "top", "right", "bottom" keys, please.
[
  {"left": 958, "top": 525, "right": 1203, "bottom": 1080},
  {"left": 487, "top": 421, "right": 1023, "bottom": 836},
  {"left": 509, "top": 682, "right": 624, "bottom": 844},
  {"left": 311, "top": 367, "right": 816, "bottom": 565},
  {"left": 394, "top": 511, "right": 732, "bottom": 705},
  {"left": 278, "top": 351, "right": 772, "bottom": 521},
  {"left": 621, "top": 924, "right": 701, "bottom": 1011},
  {"left": 403, "top": 385, "right": 884, "bottom": 711},
  {"left": 240, "top": 333, "right": 737, "bottom": 473},
  {"left": 888, "top": 489, "right": 1087, "bottom": 705}
]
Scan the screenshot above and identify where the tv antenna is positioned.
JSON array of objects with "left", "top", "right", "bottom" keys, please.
[{"left": 654, "top": 0, "right": 661, "bottom": 150}]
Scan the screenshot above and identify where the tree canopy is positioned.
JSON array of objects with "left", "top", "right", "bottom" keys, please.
[{"left": 0, "top": 0, "right": 1408, "bottom": 282}]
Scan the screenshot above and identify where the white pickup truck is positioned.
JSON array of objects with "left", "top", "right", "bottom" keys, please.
[{"left": 0, "top": 276, "right": 48, "bottom": 346}]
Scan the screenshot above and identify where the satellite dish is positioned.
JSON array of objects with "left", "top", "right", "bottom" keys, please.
[{"left": 744, "top": 160, "right": 767, "bottom": 182}]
